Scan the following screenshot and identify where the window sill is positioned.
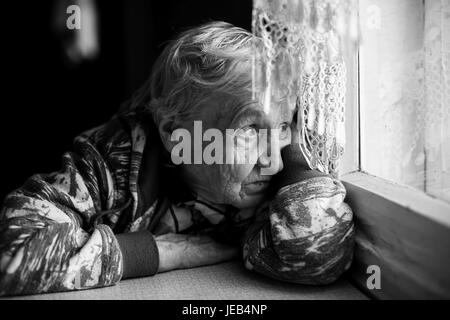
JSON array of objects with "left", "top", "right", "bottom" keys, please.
[{"left": 341, "top": 171, "right": 450, "bottom": 299}]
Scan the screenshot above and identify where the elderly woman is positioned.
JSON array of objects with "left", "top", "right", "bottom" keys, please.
[{"left": 0, "top": 21, "right": 354, "bottom": 296}]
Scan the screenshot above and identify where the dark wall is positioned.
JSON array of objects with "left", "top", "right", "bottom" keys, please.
[{"left": 1, "top": 0, "right": 252, "bottom": 201}]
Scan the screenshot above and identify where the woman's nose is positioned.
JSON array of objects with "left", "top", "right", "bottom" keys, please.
[
  {"left": 257, "top": 153, "right": 271, "bottom": 167},
  {"left": 257, "top": 132, "right": 284, "bottom": 175}
]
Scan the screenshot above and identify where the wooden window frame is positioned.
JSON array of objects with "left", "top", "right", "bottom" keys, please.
[{"left": 342, "top": 172, "right": 450, "bottom": 299}]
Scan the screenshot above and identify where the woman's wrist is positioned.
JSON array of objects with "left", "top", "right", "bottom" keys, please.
[
  {"left": 155, "top": 233, "right": 239, "bottom": 272},
  {"left": 155, "top": 233, "right": 187, "bottom": 272}
]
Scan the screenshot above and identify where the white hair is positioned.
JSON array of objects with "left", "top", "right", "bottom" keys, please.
[{"left": 126, "top": 21, "right": 255, "bottom": 124}]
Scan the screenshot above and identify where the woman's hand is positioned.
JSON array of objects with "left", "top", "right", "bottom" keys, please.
[
  {"left": 288, "top": 114, "right": 309, "bottom": 167},
  {"left": 291, "top": 117, "right": 300, "bottom": 145},
  {"left": 154, "top": 233, "right": 239, "bottom": 273}
]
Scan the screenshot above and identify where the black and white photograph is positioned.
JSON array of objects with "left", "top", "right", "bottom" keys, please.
[{"left": 0, "top": 0, "right": 449, "bottom": 305}]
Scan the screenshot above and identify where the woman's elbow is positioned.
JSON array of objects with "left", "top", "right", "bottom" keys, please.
[{"left": 276, "top": 222, "right": 355, "bottom": 285}]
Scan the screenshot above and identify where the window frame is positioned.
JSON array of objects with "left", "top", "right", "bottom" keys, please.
[{"left": 340, "top": 0, "right": 450, "bottom": 299}]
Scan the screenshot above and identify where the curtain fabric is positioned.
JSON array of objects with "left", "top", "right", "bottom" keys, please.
[{"left": 252, "top": 0, "right": 358, "bottom": 177}]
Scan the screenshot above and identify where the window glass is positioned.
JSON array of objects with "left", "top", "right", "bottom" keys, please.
[{"left": 359, "top": 0, "right": 450, "bottom": 203}]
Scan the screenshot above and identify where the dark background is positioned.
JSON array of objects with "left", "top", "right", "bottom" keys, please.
[{"left": 1, "top": 0, "right": 252, "bottom": 201}]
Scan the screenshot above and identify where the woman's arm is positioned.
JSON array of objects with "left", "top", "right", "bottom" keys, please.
[
  {"left": 155, "top": 233, "right": 239, "bottom": 272},
  {"left": 242, "top": 144, "right": 355, "bottom": 284},
  {"left": 0, "top": 143, "right": 124, "bottom": 296},
  {"left": 0, "top": 115, "right": 144, "bottom": 296}
]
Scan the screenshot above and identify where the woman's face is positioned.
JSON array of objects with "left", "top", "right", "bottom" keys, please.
[{"left": 173, "top": 94, "right": 295, "bottom": 209}]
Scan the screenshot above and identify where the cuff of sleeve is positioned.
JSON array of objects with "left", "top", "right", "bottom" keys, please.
[
  {"left": 275, "top": 144, "right": 328, "bottom": 190},
  {"left": 116, "top": 230, "right": 159, "bottom": 279}
]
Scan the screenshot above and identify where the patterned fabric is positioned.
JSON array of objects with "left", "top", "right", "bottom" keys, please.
[
  {"left": 0, "top": 108, "right": 147, "bottom": 296},
  {"left": 243, "top": 177, "right": 354, "bottom": 284},
  {"left": 153, "top": 198, "right": 257, "bottom": 247},
  {"left": 0, "top": 107, "right": 354, "bottom": 296}
]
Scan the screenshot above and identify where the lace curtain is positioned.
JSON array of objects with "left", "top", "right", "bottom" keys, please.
[
  {"left": 360, "top": 0, "right": 450, "bottom": 203},
  {"left": 252, "top": 0, "right": 358, "bottom": 177}
]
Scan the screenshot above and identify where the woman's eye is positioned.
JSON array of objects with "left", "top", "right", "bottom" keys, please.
[
  {"left": 279, "top": 122, "right": 291, "bottom": 139},
  {"left": 239, "top": 125, "right": 258, "bottom": 137}
]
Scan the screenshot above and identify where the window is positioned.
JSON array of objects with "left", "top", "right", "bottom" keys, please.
[
  {"left": 358, "top": 0, "right": 450, "bottom": 203},
  {"left": 341, "top": 0, "right": 450, "bottom": 299}
]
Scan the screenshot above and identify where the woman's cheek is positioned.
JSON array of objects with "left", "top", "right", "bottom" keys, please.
[
  {"left": 233, "top": 135, "right": 259, "bottom": 165},
  {"left": 281, "top": 137, "right": 291, "bottom": 149},
  {"left": 220, "top": 163, "right": 254, "bottom": 185},
  {"left": 280, "top": 128, "right": 292, "bottom": 148},
  {"left": 214, "top": 168, "right": 247, "bottom": 203}
]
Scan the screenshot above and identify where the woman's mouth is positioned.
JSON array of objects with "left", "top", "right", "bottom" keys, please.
[{"left": 243, "top": 181, "right": 270, "bottom": 194}]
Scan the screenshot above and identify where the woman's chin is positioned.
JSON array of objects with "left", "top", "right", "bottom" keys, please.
[{"left": 232, "top": 191, "right": 267, "bottom": 209}]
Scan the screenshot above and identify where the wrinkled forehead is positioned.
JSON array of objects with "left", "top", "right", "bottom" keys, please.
[
  {"left": 193, "top": 68, "right": 297, "bottom": 128},
  {"left": 229, "top": 90, "right": 296, "bottom": 123}
]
